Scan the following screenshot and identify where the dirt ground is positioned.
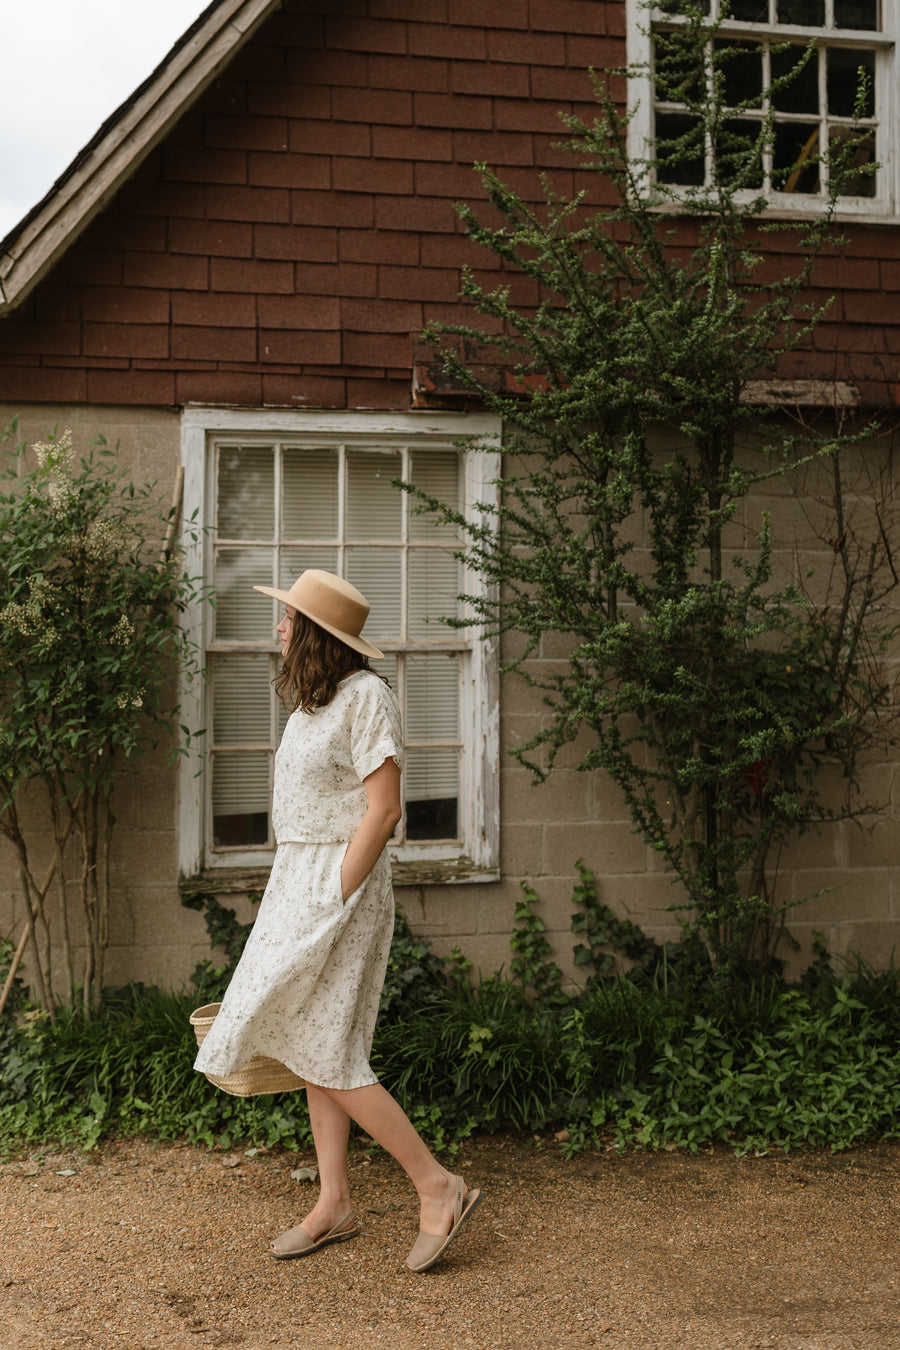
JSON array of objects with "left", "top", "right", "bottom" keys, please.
[{"left": 1, "top": 1132, "right": 898, "bottom": 1350}]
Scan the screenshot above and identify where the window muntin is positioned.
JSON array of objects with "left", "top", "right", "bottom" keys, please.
[{"left": 642, "top": 1, "right": 894, "bottom": 212}]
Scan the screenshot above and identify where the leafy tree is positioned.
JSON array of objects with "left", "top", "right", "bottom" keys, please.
[
  {"left": 0, "top": 424, "right": 207, "bottom": 1012},
  {"left": 407, "top": 6, "right": 898, "bottom": 972}
]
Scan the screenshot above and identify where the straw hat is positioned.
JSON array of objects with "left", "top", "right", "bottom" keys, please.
[{"left": 253, "top": 569, "right": 384, "bottom": 659}]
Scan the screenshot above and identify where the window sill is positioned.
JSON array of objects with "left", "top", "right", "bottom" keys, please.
[{"left": 180, "top": 855, "right": 499, "bottom": 900}]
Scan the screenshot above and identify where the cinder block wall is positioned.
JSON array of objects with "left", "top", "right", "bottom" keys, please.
[{"left": 2, "top": 407, "right": 899, "bottom": 994}]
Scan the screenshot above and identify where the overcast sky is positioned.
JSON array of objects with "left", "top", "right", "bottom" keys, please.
[{"left": 1, "top": 1, "right": 209, "bottom": 241}]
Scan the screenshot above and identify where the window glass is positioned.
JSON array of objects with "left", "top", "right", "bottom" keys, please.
[
  {"left": 655, "top": 113, "right": 706, "bottom": 185},
  {"left": 213, "top": 652, "right": 271, "bottom": 744},
  {"left": 409, "top": 451, "right": 462, "bottom": 541},
  {"left": 345, "top": 547, "right": 403, "bottom": 639},
  {"left": 771, "top": 46, "right": 819, "bottom": 115},
  {"left": 346, "top": 451, "right": 402, "bottom": 540},
  {"left": 212, "top": 751, "right": 270, "bottom": 849},
  {"left": 774, "top": 122, "right": 821, "bottom": 192},
  {"left": 716, "top": 118, "right": 765, "bottom": 188},
  {"left": 280, "top": 546, "right": 339, "bottom": 590},
  {"left": 406, "top": 653, "right": 459, "bottom": 741},
  {"left": 715, "top": 41, "right": 764, "bottom": 109},
  {"left": 827, "top": 48, "right": 875, "bottom": 118},
  {"left": 831, "top": 126, "right": 877, "bottom": 196},
  {"left": 777, "top": 0, "right": 824, "bottom": 22},
  {"left": 217, "top": 446, "right": 274, "bottom": 540},
  {"left": 834, "top": 0, "right": 878, "bottom": 28},
  {"left": 378, "top": 653, "right": 399, "bottom": 694},
  {"left": 409, "top": 549, "right": 461, "bottom": 641},
  {"left": 405, "top": 747, "right": 460, "bottom": 841},
  {"left": 283, "top": 448, "right": 338, "bottom": 539},
  {"left": 214, "top": 547, "right": 274, "bottom": 640},
  {"left": 659, "top": 0, "right": 711, "bottom": 12}
]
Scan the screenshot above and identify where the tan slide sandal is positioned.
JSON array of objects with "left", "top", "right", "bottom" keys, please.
[
  {"left": 269, "top": 1209, "right": 358, "bottom": 1260},
  {"left": 405, "top": 1177, "right": 482, "bottom": 1273}
]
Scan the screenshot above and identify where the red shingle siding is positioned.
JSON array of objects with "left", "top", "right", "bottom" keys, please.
[{"left": 0, "top": 0, "right": 895, "bottom": 409}]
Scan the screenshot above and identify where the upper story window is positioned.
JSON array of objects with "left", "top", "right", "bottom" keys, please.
[
  {"left": 178, "top": 408, "right": 501, "bottom": 887},
  {"left": 627, "top": 1, "right": 899, "bottom": 217}
]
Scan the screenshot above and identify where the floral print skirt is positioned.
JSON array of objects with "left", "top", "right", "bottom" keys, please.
[{"left": 193, "top": 841, "right": 394, "bottom": 1092}]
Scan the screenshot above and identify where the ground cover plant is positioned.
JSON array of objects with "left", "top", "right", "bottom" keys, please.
[{"left": 2, "top": 868, "right": 899, "bottom": 1160}]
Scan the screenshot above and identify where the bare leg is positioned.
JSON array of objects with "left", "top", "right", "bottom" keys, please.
[
  {"left": 298, "top": 1084, "right": 354, "bottom": 1236},
  {"left": 313, "top": 1080, "right": 461, "bottom": 1237}
]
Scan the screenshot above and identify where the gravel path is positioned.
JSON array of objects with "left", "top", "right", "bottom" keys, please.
[{"left": 2, "top": 1134, "right": 899, "bottom": 1349}]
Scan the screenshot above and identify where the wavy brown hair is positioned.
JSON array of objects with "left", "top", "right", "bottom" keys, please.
[{"left": 274, "top": 609, "right": 374, "bottom": 712}]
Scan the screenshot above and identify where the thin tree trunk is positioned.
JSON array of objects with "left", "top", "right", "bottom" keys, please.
[
  {"left": 76, "top": 792, "right": 97, "bottom": 1016},
  {"left": 95, "top": 791, "right": 113, "bottom": 1004},
  {"left": 1, "top": 803, "right": 55, "bottom": 1013},
  {"left": 48, "top": 784, "right": 76, "bottom": 1005}
]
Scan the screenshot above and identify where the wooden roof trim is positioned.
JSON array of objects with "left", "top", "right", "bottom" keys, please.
[{"left": 0, "top": 0, "right": 281, "bottom": 315}]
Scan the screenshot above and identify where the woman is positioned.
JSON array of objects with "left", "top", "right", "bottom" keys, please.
[{"left": 193, "top": 569, "right": 481, "bottom": 1272}]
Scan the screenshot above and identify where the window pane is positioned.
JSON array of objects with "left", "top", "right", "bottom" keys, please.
[
  {"left": 406, "top": 653, "right": 459, "bottom": 741},
  {"left": 827, "top": 48, "right": 875, "bottom": 118},
  {"left": 279, "top": 546, "right": 339, "bottom": 590},
  {"left": 777, "top": 0, "right": 824, "bottom": 22},
  {"left": 834, "top": 0, "right": 878, "bottom": 28},
  {"left": 215, "top": 548, "right": 275, "bottom": 640},
  {"left": 378, "top": 653, "right": 399, "bottom": 697},
  {"left": 346, "top": 451, "right": 402, "bottom": 540},
  {"left": 730, "top": 0, "right": 767, "bottom": 18},
  {"left": 218, "top": 446, "right": 274, "bottom": 540},
  {"left": 405, "top": 747, "right": 459, "bottom": 840},
  {"left": 408, "top": 549, "right": 462, "bottom": 640},
  {"left": 831, "top": 126, "right": 877, "bottom": 196},
  {"left": 771, "top": 46, "right": 819, "bottom": 115},
  {"left": 716, "top": 118, "right": 765, "bottom": 188},
  {"left": 715, "top": 41, "right": 763, "bottom": 109},
  {"left": 656, "top": 0, "right": 710, "bottom": 14},
  {"left": 213, "top": 653, "right": 271, "bottom": 744},
  {"left": 653, "top": 36, "right": 706, "bottom": 107},
  {"left": 345, "top": 547, "right": 402, "bottom": 639},
  {"left": 654, "top": 113, "right": 705, "bottom": 185},
  {"left": 212, "top": 751, "right": 270, "bottom": 848},
  {"left": 774, "top": 122, "right": 820, "bottom": 192},
  {"left": 409, "top": 451, "right": 462, "bottom": 542},
  {"left": 283, "top": 447, "right": 338, "bottom": 539}
]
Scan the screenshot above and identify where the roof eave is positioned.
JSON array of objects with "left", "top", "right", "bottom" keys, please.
[{"left": 0, "top": 0, "right": 281, "bottom": 315}]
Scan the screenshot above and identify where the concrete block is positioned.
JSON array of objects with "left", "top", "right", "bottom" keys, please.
[
  {"left": 845, "top": 816, "right": 900, "bottom": 869},
  {"left": 790, "top": 868, "right": 891, "bottom": 922},
  {"left": 779, "top": 822, "right": 845, "bottom": 871},
  {"left": 787, "top": 918, "right": 900, "bottom": 977},
  {"left": 501, "top": 767, "right": 592, "bottom": 824},
  {"left": 499, "top": 823, "right": 545, "bottom": 877},
  {"left": 545, "top": 820, "right": 648, "bottom": 877}
]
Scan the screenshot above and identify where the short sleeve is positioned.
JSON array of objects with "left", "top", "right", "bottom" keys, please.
[{"left": 348, "top": 675, "right": 404, "bottom": 783}]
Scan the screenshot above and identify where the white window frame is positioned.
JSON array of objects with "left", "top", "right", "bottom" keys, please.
[
  {"left": 178, "top": 406, "right": 501, "bottom": 888},
  {"left": 627, "top": 1, "right": 900, "bottom": 221}
]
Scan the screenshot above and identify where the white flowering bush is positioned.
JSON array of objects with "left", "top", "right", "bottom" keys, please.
[{"left": 0, "top": 424, "right": 206, "bottom": 1012}]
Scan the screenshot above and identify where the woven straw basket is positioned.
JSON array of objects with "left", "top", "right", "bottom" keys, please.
[{"left": 190, "top": 1003, "right": 305, "bottom": 1097}]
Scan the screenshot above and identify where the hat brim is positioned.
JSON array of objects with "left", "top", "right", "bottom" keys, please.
[{"left": 253, "top": 584, "right": 385, "bottom": 659}]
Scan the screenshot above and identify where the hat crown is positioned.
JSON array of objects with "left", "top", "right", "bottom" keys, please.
[{"left": 288, "top": 570, "right": 369, "bottom": 639}]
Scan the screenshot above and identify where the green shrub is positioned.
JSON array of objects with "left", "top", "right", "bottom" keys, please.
[{"left": 3, "top": 882, "right": 900, "bottom": 1158}]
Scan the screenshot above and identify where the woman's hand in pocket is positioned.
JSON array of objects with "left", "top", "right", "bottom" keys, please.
[{"left": 338, "top": 758, "right": 402, "bottom": 901}]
